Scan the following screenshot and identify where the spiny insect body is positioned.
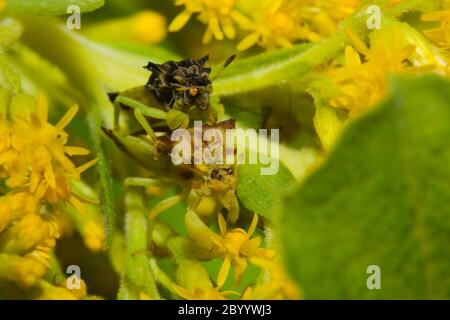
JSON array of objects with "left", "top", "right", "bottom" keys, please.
[
  {"left": 108, "top": 54, "right": 236, "bottom": 131},
  {"left": 104, "top": 55, "right": 241, "bottom": 223}
]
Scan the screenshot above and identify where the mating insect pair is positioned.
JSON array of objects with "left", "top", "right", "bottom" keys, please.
[{"left": 104, "top": 55, "right": 240, "bottom": 223}]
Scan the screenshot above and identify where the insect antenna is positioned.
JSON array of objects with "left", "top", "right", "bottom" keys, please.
[
  {"left": 108, "top": 92, "right": 119, "bottom": 103},
  {"left": 211, "top": 54, "right": 236, "bottom": 82},
  {"left": 197, "top": 54, "right": 210, "bottom": 66},
  {"left": 143, "top": 62, "right": 161, "bottom": 73}
]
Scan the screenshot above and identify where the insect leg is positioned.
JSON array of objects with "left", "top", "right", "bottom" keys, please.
[
  {"left": 187, "top": 189, "right": 202, "bottom": 209},
  {"left": 221, "top": 191, "right": 240, "bottom": 223},
  {"left": 134, "top": 109, "right": 157, "bottom": 143},
  {"left": 166, "top": 109, "right": 190, "bottom": 130},
  {"left": 149, "top": 194, "right": 183, "bottom": 220},
  {"left": 168, "top": 93, "right": 176, "bottom": 109},
  {"left": 116, "top": 96, "right": 167, "bottom": 120},
  {"left": 124, "top": 177, "right": 168, "bottom": 188},
  {"left": 113, "top": 99, "right": 122, "bottom": 130}
]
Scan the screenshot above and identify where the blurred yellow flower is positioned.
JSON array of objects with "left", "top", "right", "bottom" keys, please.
[
  {"left": 0, "top": 212, "right": 59, "bottom": 255},
  {"left": 422, "top": 9, "right": 450, "bottom": 49},
  {"left": 0, "top": 192, "right": 59, "bottom": 288},
  {"left": 169, "top": 0, "right": 359, "bottom": 50},
  {"left": 86, "top": 11, "right": 167, "bottom": 44},
  {"left": 237, "top": 0, "right": 360, "bottom": 51},
  {"left": 0, "top": 95, "right": 96, "bottom": 208},
  {"left": 169, "top": 0, "right": 242, "bottom": 43},
  {"left": 33, "top": 280, "right": 86, "bottom": 300},
  {"left": 0, "top": 253, "right": 48, "bottom": 288},
  {"left": 0, "top": 192, "right": 37, "bottom": 233},
  {"left": 328, "top": 27, "right": 435, "bottom": 116},
  {"left": 131, "top": 11, "right": 167, "bottom": 44},
  {"left": 173, "top": 260, "right": 239, "bottom": 300},
  {"left": 422, "top": 9, "right": 450, "bottom": 74},
  {"left": 242, "top": 257, "right": 301, "bottom": 300},
  {"left": 79, "top": 220, "right": 105, "bottom": 252}
]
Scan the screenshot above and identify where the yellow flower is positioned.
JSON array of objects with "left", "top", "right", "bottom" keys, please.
[
  {"left": 33, "top": 280, "right": 83, "bottom": 300},
  {"left": 169, "top": 0, "right": 242, "bottom": 43},
  {"left": 62, "top": 278, "right": 87, "bottom": 299},
  {"left": 0, "top": 95, "right": 97, "bottom": 208},
  {"left": 0, "top": 253, "right": 48, "bottom": 288},
  {"left": 327, "top": 27, "right": 436, "bottom": 116},
  {"left": 172, "top": 260, "right": 239, "bottom": 300},
  {"left": 131, "top": 11, "right": 167, "bottom": 44},
  {"left": 422, "top": 9, "right": 450, "bottom": 50},
  {"left": 0, "top": 212, "right": 59, "bottom": 255},
  {"left": 185, "top": 210, "right": 275, "bottom": 287},
  {"left": 0, "top": 192, "right": 37, "bottom": 233},
  {"left": 241, "top": 257, "right": 301, "bottom": 300},
  {"left": 422, "top": 9, "right": 450, "bottom": 74},
  {"left": 237, "top": 0, "right": 360, "bottom": 51},
  {"left": 0, "top": 192, "right": 58, "bottom": 289},
  {"left": 169, "top": 0, "right": 359, "bottom": 50},
  {"left": 86, "top": 11, "right": 167, "bottom": 44},
  {"left": 25, "top": 236, "right": 57, "bottom": 269},
  {"left": 236, "top": 0, "right": 301, "bottom": 51}
]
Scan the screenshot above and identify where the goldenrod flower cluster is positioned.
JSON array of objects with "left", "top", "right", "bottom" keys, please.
[
  {"left": 1, "top": 0, "right": 449, "bottom": 301},
  {"left": 169, "top": 0, "right": 360, "bottom": 50},
  {"left": 175, "top": 210, "right": 298, "bottom": 299},
  {"left": 311, "top": 2, "right": 450, "bottom": 149},
  {"left": 0, "top": 94, "right": 95, "bottom": 298}
]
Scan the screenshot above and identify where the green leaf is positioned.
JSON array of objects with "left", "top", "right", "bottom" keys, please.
[
  {"left": 19, "top": 17, "right": 175, "bottom": 92},
  {"left": 7, "top": 0, "right": 104, "bottom": 15},
  {"left": 100, "top": 127, "right": 170, "bottom": 175},
  {"left": 280, "top": 75, "right": 450, "bottom": 299},
  {"left": 214, "top": 15, "right": 372, "bottom": 97},
  {"left": 214, "top": 2, "right": 433, "bottom": 98},
  {"left": 0, "top": 18, "right": 22, "bottom": 49},
  {"left": 214, "top": 43, "right": 310, "bottom": 96},
  {"left": 88, "top": 108, "right": 117, "bottom": 249},
  {"left": 237, "top": 162, "right": 295, "bottom": 220}
]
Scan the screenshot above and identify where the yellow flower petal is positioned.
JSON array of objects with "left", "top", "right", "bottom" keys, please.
[
  {"left": 37, "top": 95, "right": 48, "bottom": 124},
  {"left": 74, "top": 159, "right": 98, "bottom": 176},
  {"left": 222, "top": 21, "right": 236, "bottom": 39},
  {"left": 218, "top": 213, "right": 227, "bottom": 235},
  {"left": 237, "top": 32, "right": 260, "bottom": 51},
  {"left": 131, "top": 11, "right": 167, "bottom": 44},
  {"left": 217, "top": 256, "right": 231, "bottom": 289},
  {"left": 314, "top": 104, "right": 343, "bottom": 151},
  {"left": 44, "top": 164, "right": 57, "bottom": 189},
  {"left": 344, "top": 46, "right": 361, "bottom": 67},
  {"left": 64, "top": 146, "right": 90, "bottom": 156},
  {"left": 172, "top": 284, "right": 196, "bottom": 300},
  {"left": 345, "top": 28, "right": 370, "bottom": 56},
  {"left": 169, "top": 10, "right": 192, "bottom": 32},
  {"left": 56, "top": 105, "right": 78, "bottom": 131},
  {"left": 248, "top": 213, "right": 258, "bottom": 237}
]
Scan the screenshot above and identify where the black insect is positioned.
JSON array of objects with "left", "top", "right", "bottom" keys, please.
[{"left": 144, "top": 54, "right": 236, "bottom": 111}]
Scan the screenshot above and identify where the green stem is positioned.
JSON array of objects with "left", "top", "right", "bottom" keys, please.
[
  {"left": 123, "top": 190, "right": 161, "bottom": 299},
  {"left": 149, "top": 258, "right": 176, "bottom": 294}
]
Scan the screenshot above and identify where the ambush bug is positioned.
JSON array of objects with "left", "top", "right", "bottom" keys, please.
[
  {"left": 102, "top": 119, "right": 240, "bottom": 223},
  {"left": 108, "top": 54, "right": 236, "bottom": 140}
]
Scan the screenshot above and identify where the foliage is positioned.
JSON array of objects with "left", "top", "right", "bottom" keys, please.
[{"left": 0, "top": 0, "right": 449, "bottom": 300}]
